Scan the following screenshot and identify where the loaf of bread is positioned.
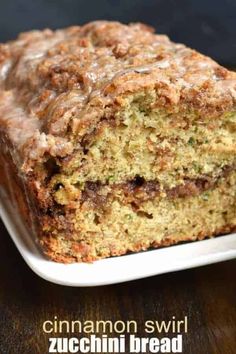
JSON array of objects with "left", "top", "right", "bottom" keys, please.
[{"left": 0, "top": 21, "right": 236, "bottom": 262}]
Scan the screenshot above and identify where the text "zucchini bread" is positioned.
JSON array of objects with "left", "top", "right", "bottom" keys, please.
[{"left": 0, "top": 21, "right": 236, "bottom": 262}]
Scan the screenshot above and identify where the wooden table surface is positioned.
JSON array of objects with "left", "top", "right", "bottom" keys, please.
[{"left": 0, "top": 219, "right": 235, "bottom": 354}]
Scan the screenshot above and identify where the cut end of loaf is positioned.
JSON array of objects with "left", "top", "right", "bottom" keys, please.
[
  {"left": 0, "top": 21, "right": 236, "bottom": 262},
  {"left": 38, "top": 93, "right": 236, "bottom": 262},
  {"left": 41, "top": 170, "right": 236, "bottom": 263}
]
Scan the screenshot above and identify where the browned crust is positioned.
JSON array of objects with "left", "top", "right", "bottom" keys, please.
[
  {"left": 0, "top": 21, "right": 236, "bottom": 172},
  {"left": 0, "top": 142, "right": 40, "bottom": 239},
  {"left": 2, "top": 143, "right": 236, "bottom": 264},
  {"left": 1, "top": 21, "right": 236, "bottom": 264}
]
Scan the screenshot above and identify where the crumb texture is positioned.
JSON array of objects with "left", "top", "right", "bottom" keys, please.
[
  {"left": 0, "top": 21, "right": 236, "bottom": 168},
  {"left": 0, "top": 21, "right": 236, "bottom": 262}
]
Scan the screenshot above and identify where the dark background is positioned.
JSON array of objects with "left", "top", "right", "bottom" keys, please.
[{"left": 0, "top": 0, "right": 236, "bottom": 67}]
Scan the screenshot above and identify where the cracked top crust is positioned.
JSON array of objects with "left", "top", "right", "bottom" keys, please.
[{"left": 0, "top": 21, "right": 236, "bottom": 170}]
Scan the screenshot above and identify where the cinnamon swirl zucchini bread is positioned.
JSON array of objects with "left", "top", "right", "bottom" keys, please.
[{"left": 0, "top": 21, "right": 236, "bottom": 262}]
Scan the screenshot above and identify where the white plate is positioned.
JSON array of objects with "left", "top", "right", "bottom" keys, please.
[{"left": 0, "top": 187, "right": 236, "bottom": 287}]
